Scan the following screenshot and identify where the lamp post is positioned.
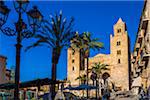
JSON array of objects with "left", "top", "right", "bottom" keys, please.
[{"left": 0, "top": 1, "right": 43, "bottom": 100}]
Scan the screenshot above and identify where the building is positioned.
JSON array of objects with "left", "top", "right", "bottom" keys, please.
[
  {"left": 0, "top": 55, "right": 13, "bottom": 84},
  {"left": 0, "top": 55, "right": 8, "bottom": 84},
  {"left": 67, "top": 18, "right": 131, "bottom": 93},
  {"left": 131, "top": 0, "right": 150, "bottom": 95},
  {"left": 0, "top": 55, "right": 13, "bottom": 100}
]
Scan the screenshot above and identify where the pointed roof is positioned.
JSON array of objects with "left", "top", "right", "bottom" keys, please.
[{"left": 116, "top": 18, "right": 123, "bottom": 24}]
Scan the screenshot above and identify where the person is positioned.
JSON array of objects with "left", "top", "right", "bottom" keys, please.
[
  {"left": 148, "top": 86, "right": 150, "bottom": 99},
  {"left": 139, "top": 86, "right": 145, "bottom": 100},
  {"left": 102, "top": 89, "right": 110, "bottom": 100}
]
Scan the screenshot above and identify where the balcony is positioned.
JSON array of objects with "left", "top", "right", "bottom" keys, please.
[
  {"left": 133, "top": 51, "right": 137, "bottom": 58},
  {"left": 138, "top": 37, "right": 143, "bottom": 43},
  {"left": 139, "top": 61, "right": 145, "bottom": 68},
  {"left": 139, "top": 30, "right": 145, "bottom": 37},
  {"left": 142, "top": 53, "right": 150, "bottom": 61},
  {"left": 131, "top": 58, "right": 136, "bottom": 63},
  {"left": 141, "top": 20, "right": 148, "bottom": 30},
  {"left": 136, "top": 67, "right": 141, "bottom": 73},
  {"left": 135, "top": 43, "right": 141, "bottom": 50},
  {"left": 133, "top": 72, "right": 139, "bottom": 78}
]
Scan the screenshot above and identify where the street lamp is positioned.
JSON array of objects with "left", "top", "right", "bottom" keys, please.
[
  {"left": 27, "top": 6, "right": 43, "bottom": 32},
  {"left": 13, "top": 0, "right": 29, "bottom": 13},
  {"left": 0, "top": 1, "right": 10, "bottom": 27},
  {"left": 0, "top": 1, "right": 43, "bottom": 100}
]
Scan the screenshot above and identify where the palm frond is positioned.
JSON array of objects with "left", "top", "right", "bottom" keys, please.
[
  {"left": 25, "top": 38, "right": 50, "bottom": 52},
  {"left": 26, "top": 10, "right": 75, "bottom": 59},
  {"left": 91, "top": 62, "right": 109, "bottom": 75}
]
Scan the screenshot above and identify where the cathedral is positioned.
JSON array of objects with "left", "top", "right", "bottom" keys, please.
[{"left": 67, "top": 18, "right": 131, "bottom": 92}]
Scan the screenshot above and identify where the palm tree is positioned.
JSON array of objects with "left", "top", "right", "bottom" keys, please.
[
  {"left": 91, "top": 62, "right": 109, "bottom": 98},
  {"left": 25, "top": 11, "right": 75, "bottom": 100},
  {"left": 75, "top": 74, "right": 86, "bottom": 85},
  {"left": 91, "top": 62, "right": 109, "bottom": 79},
  {"left": 71, "top": 32, "right": 103, "bottom": 98}
]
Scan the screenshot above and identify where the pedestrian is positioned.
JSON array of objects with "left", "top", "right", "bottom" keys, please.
[{"left": 139, "top": 86, "right": 145, "bottom": 100}]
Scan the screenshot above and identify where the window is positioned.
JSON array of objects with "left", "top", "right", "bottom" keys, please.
[
  {"left": 72, "top": 59, "right": 75, "bottom": 63},
  {"left": 72, "top": 66, "right": 74, "bottom": 71},
  {"left": 117, "top": 41, "right": 121, "bottom": 46},
  {"left": 118, "top": 59, "right": 121, "bottom": 64},
  {"left": 72, "top": 49, "right": 75, "bottom": 55},
  {"left": 117, "top": 29, "right": 121, "bottom": 33},
  {"left": 117, "top": 50, "right": 121, "bottom": 55}
]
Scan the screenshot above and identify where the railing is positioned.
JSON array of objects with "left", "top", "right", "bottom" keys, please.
[{"left": 135, "top": 43, "right": 140, "bottom": 50}]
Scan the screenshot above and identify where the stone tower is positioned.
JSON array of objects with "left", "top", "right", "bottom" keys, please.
[
  {"left": 110, "top": 18, "right": 131, "bottom": 91},
  {"left": 67, "top": 48, "right": 82, "bottom": 86}
]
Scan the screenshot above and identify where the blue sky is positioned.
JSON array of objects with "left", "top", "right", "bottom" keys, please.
[{"left": 0, "top": 1, "right": 144, "bottom": 82}]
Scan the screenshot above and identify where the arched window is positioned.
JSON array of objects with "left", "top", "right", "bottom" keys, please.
[
  {"left": 117, "top": 29, "right": 121, "bottom": 33},
  {"left": 117, "top": 41, "right": 121, "bottom": 46}
]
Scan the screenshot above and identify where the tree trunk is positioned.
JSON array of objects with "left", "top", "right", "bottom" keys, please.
[
  {"left": 51, "top": 62, "right": 56, "bottom": 100},
  {"left": 96, "top": 80, "right": 98, "bottom": 99},
  {"left": 51, "top": 48, "right": 61, "bottom": 100},
  {"left": 86, "top": 57, "right": 89, "bottom": 99},
  {"left": 85, "top": 49, "right": 89, "bottom": 99}
]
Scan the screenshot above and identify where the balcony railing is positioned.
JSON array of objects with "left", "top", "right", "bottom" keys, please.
[
  {"left": 141, "top": 20, "right": 148, "bottom": 30},
  {"left": 139, "top": 30, "right": 145, "bottom": 38},
  {"left": 135, "top": 43, "right": 141, "bottom": 50},
  {"left": 133, "top": 51, "right": 138, "bottom": 58},
  {"left": 142, "top": 53, "right": 150, "bottom": 62},
  {"left": 131, "top": 58, "right": 136, "bottom": 63}
]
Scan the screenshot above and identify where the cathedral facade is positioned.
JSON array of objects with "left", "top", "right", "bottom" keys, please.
[{"left": 67, "top": 18, "right": 131, "bottom": 91}]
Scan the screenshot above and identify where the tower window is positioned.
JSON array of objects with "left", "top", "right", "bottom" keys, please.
[
  {"left": 117, "top": 41, "right": 121, "bottom": 46},
  {"left": 72, "top": 59, "right": 75, "bottom": 63},
  {"left": 72, "top": 50, "right": 75, "bottom": 55},
  {"left": 72, "top": 66, "right": 75, "bottom": 71},
  {"left": 117, "top": 29, "right": 121, "bottom": 33},
  {"left": 117, "top": 50, "right": 121, "bottom": 55},
  {"left": 118, "top": 59, "right": 121, "bottom": 64}
]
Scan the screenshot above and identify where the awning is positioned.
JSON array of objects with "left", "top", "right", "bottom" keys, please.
[
  {"left": 0, "top": 78, "right": 65, "bottom": 90},
  {"left": 0, "top": 92, "right": 11, "bottom": 96},
  {"left": 64, "top": 84, "right": 97, "bottom": 90},
  {"left": 132, "top": 76, "right": 142, "bottom": 87}
]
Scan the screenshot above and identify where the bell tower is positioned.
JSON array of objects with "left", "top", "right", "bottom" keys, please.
[
  {"left": 110, "top": 18, "right": 131, "bottom": 90},
  {"left": 67, "top": 48, "right": 81, "bottom": 86}
]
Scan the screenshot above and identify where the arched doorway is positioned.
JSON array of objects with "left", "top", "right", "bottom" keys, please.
[
  {"left": 102, "top": 72, "right": 110, "bottom": 82},
  {"left": 101, "top": 72, "right": 110, "bottom": 95}
]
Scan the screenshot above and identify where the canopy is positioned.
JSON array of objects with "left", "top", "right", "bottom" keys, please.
[
  {"left": 0, "top": 92, "right": 11, "bottom": 96},
  {"left": 0, "top": 78, "right": 65, "bottom": 90},
  {"left": 132, "top": 76, "right": 142, "bottom": 87},
  {"left": 64, "top": 84, "right": 97, "bottom": 90}
]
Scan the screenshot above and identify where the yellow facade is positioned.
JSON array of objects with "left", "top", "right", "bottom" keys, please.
[{"left": 131, "top": 0, "right": 150, "bottom": 93}]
